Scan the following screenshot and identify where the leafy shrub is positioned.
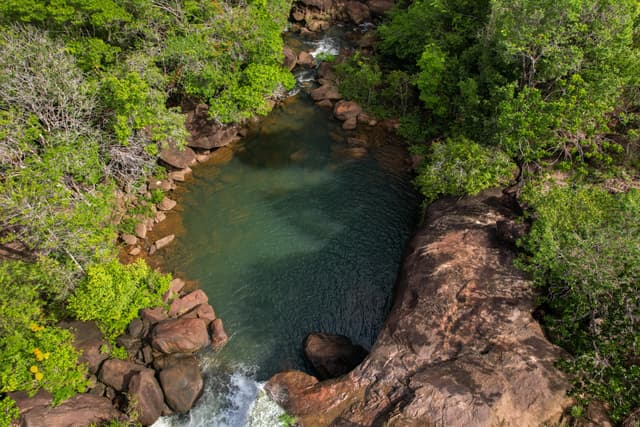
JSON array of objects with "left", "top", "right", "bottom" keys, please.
[
  {"left": 335, "top": 53, "right": 383, "bottom": 109},
  {"left": 68, "top": 259, "right": 170, "bottom": 341},
  {"left": 0, "top": 396, "right": 19, "bottom": 427},
  {"left": 0, "top": 325, "right": 88, "bottom": 404},
  {"left": 415, "top": 136, "right": 516, "bottom": 203},
  {"left": 519, "top": 183, "right": 640, "bottom": 421}
]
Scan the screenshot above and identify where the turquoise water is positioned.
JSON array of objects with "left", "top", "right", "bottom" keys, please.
[{"left": 155, "top": 92, "right": 418, "bottom": 426}]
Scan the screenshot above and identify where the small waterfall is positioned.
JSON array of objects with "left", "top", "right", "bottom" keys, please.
[
  {"left": 289, "top": 31, "right": 343, "bottom": 95},
  {"left": 152, "top": 361, "right": 284, "bottom": 427}
]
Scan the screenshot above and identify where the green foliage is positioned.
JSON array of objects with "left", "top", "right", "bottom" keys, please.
[
  {"left": 415, "top": 136, "right": 516, "bottom": 203},
  {"left": 66, "top": 37, "right": 121, "bottom": 73},
  {"left": 519, "top": 183, "right": 640, "bottom": 421},
  {"left": 415, "top": 44, "right": 447, "bottom": 116},
  {"left": 377, "top": 0, "right": 640, "bottom": 169},
  {"left": 0, "top": 325, "right": 89, "bottom": 404},
  {"left": 335, "top": 54, "right": 383, "bottom": 109},
  {"left": 279, "top": 412, "right": 297, "bottom": 427},
  {"left": 0, "top": 396, "right": 19, "bottom": 427},
  {"left": 68, "top": 259, "right": 170, "bottom": 341}
]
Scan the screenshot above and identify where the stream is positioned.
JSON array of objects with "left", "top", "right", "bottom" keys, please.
[{"left": 152, "top": 30, "right": 418, "bottom": 427}]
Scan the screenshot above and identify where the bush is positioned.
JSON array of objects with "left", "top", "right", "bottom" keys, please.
[
  {"left": 68, "top": 259, "right": 171, "bottom": 341},
  {"left": 519, "top": 183, "right": 640, "bottom": 421},
  {"left": 0, "top": 325, "right": 88, "bottom": 404},
  {"left": 0, "top": 396, "right": 19, "bottom": 427},
  {"left": 335, "top": 53, "right": 383, "bottom": 109},
  {"left": 415, "top": 136, "right": 516, "bottom": 203}
]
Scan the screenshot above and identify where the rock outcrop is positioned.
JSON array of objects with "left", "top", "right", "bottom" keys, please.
[
  {"left": 159, "top": 141, "right": 197, "bottom": 169},
  {"left": 266, "top": 189, "right": 571, "bottom": 426},
  {"left": 19, "top": 394, "right": 121, "bottom": 427}
]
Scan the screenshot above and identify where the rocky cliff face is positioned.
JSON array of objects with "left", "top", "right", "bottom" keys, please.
[{"left": 266, "top": 188, "right": 571, "bottom": 426}]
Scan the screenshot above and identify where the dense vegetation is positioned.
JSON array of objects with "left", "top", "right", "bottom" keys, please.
[
  {"left": 336, "top": 0, "right": 640, "bottom": 421},
  {"left": 0, "top": 0, "right": 292, "bottom": 423}
]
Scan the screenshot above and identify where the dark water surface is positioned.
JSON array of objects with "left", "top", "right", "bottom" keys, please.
[{"left": 155, "top": 92, "right": 418, "bottom": 425}]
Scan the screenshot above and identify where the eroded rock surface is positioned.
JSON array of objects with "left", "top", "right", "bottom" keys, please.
[{"left": 266, "top": 189, "right": 571, "bottom": 427}]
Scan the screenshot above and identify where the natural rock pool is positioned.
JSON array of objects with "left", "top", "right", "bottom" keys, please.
[{"left": 153, "top": 90, "right": 418, "bottom": 425}]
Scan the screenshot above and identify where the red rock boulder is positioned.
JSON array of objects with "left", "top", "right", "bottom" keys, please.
[
  {"left": 151, "top": 318, "right": 210, "bottom": 354},
  {"left": 20, "top": 394, "right": 120, "bottom": 427},
  {"left": 169, "top": 289, "right": 209, "bottom": 317},
  {"left": 128, "top": 370, "right": 165, "bottom": 426},
  {"left": 159, "top": 356, "right": 204, "bottom": 413},
  {"left": 333, "top": 100, "right": 362, "bottom": 122}
]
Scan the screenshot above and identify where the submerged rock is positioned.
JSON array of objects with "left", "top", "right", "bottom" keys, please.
[
  {"left": 267, "top": 188, "right": 571, "bottom": 426},
  {"left": 304, "top": 333, "right": 368, "bottom": 379},
  {"left": 150, "top": 234, "right": 175, "bottom": 253}
]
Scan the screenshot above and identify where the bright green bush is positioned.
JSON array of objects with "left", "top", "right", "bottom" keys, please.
[
  {"left": 0, "top": 325, "right": 88, "bottom": 404},
  {"left": 519, "top": 183, "right": 640, "bottom": 421},
  {"left": 415, "top": 136, "right": 516, "bottom": 203},
  {"left": 68, "top": 259, "right": 171, "bottom": 341},
  {"left": 0, "top": 396, "right": 19, "bottom": 427},
  {"left": 0, "top": 260, "right": 89, "bottom": 404}
]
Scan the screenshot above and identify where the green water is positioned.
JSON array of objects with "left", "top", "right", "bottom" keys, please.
[{"left": 155, "top": 92, "right": 417, "bottom": 425}]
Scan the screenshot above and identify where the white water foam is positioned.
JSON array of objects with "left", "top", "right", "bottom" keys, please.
[
  {"left": 288, "top": 33, "right": 342, "bottom": 96},
  {"left": 152, "top": 362, "right": 285, "bottom": 427}
]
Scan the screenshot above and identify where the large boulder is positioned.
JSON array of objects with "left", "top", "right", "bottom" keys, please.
[
  {"left": 366, "top": 0, "right": 394, "bottom": 15},
  {"left": 180, "top": 303, "right": 217, "bottom": 326},
  {"left": 151, "top": 318, "right": 210, "bottom": 354},
  {"left": 297, "top": 51, "right": 315, "bottom": 67},
  {"left": 159, "top": 142, "right": 196, "bottom": 169},
  {"left": 158, "top": 356, "right": 204, "bottom": 413},
  {"left": 60, "top": 320, "right": 108, "bottom": 375},
  {"left": 128, "top": 370, "right": 165, "bottom": 426},
  {"left": 345, "top": 1, "right": 370, "bottom": 24},
  {"left": 300, "top": 0, "right": 334, "bottom": 10},
  {"left": 99, "top": 359, "right": 151, "bottom": 392},
  {"left": 283, "top": 46, "right": 297, "bottom": 71},
  {"left": 333, "top": 100, "right": 362, "bottom": 122},
  {"left": 267, "top": 189, "right": 571, "bottom": 426},
  {"left": 150, "top": 234, "right": 175, "bottom": 253},
  {"left": 9, "top": 390, "right": 52, "bottom": 415},
  {"left": 20, "top": 394, "right": 120, "bottom": 427},
  {"left": 187, "top": 126, "right": 239, "bottom": 150},
  {"left": 168, "top": 289, "right": 209, "bottom": 317},
  {"left": 141, "top": 307, "right": 168, "bottom": 325},
  {"left": 317, "top": 62, "right": 337, "bottom": 81},
  {"left": 310, "top": 84, "right": 342, "bottom": 102},
  {"left": 304, "top": 333, "right": 367, "bottom": 380}
]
